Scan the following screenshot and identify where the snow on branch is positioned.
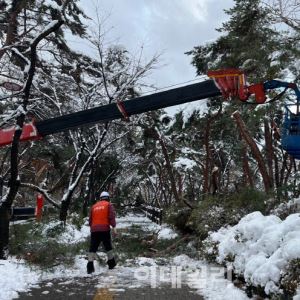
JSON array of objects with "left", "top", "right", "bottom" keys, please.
[
  {"left": 20, "top": 182, "right": 60, "bottom": 208},
  {"left": 264, "top": 0, "right": 300, "bottom": 31},
  {"left": 30, "top": 20, "right": 62, "bottom": 49}
]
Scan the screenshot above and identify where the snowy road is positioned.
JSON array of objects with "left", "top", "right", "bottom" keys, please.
[{"left": 1, "top": 213, "right": 249, "bottom": 300}]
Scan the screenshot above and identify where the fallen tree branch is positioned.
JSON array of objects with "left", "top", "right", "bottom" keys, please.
[
  {"left": 20, "top": 182, "right": 60, "bottom": 208},
  {"left": 155, "top": 235, "right": 191, "bottom": 255}
]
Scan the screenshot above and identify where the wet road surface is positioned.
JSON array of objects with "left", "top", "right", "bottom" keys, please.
[{"left": 18, "top": 276, "right": 203, "bottom": 300}]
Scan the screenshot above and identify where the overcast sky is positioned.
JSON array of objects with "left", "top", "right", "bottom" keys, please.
[
  {"left": 74, "top": 1, "right": 234, "bottom": 113},
  {"left": 77, "top": 0, "right": 234, "bottom": 88}
]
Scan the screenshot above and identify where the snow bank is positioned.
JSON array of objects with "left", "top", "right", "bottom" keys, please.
[
  {"left": 171, "top": 255, "right": 249, "bottom": 300},
  {"left": 0, "top": 258, "right": 40, "bottom": 300},
  {"left": 0, "top": 255, "right": 107, "bottom": 300},
  {"left": 208, "top": 211, "right": 300, "bottom": 295},
  {"left": 124, "top": 254, "right": 248, "bottom": 300},
  {"left": 272, "top": 197, "right": 300, "bottom": 217}
]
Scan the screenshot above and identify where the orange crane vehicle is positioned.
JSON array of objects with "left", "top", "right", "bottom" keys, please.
[{"left": 1, "top": 69, "right": 300, "bottom": 158}]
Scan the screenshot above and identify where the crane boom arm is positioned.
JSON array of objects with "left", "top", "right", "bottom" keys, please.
[
  {"left": 1, "top": 68, "right": 299, "bottom": 147},
  {"left": 36, "top": 80, "right": 220, "bottom": 136},
  {"left": 0, "top": 79, "right": 220, "bottom": 146}
]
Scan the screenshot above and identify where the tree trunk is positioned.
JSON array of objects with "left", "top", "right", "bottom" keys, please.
[
  {"left": 211, "top": 166, "right": 219, "bottom": 194},
  {"left": 155, "top": 130, "right": 181, "bottom": 204},
  {"left": 0, "top": 119, "right": 23, "bottom": 257},
  {"left": 0, "top": 0, "right": 26, "bottom": 59},
  {"left": 59, "top": 125, "right": 115, "bottom": 221},
  {"left": 157, "top": 164, "right": 169, "bottom": 205},
  {"left": 279, "top": 152, "right": 289, "bottom": 186},
  {"left": 274, "top": 150, "right": 280, "bottom": 189},
  {"left": 155, "top": 130, "right": 194, "bottom": 209},
  {"left": 203, "top": 106, "right": 222, "bottom": 195},
  {"left": 241, "top": 141, "right": 254, "bottom": 188},
  {"left": 284, "top": 158, "right": 294, "bottom": 194},
  {"left": 0, "top": 1, "right": 66, "bottom": 257},
  {"left": 59, "top": 148, "right": 84, "bottom": 222},
  {"left": 187, "top": 172, "right": 196, "bottom": 202},
  {"left": 82, "top": 168, "right": 93, "bottom": 217},
  {"left": 178, "top": 174, "right": 183, "bottom": 199},
  {"left": 0, "top": 205, "right": 10, "bottom": 259},
  {"left": 264, "top": 118, "right": 274, "bottom": 187},
  {"left": 232, "top": 111, "right": 272, "bottom": 192},
  {"left": 203, "top": 119, "right": 212, "bottom": 194}
]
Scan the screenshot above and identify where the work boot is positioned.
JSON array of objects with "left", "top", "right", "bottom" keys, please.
[
  {"left": 107, "top": 258, "right": 116, "bottom": 270},
  {"left": 87, "top": 261, "right": 95, "bottom": 274}
]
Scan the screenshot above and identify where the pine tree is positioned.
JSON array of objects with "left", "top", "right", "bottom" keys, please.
[{"left": 186, "top": 0, "right": 300, "bottom": 196}]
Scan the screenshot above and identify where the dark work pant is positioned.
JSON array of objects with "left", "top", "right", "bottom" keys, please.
[{"left": 89, "top": 230, "right": 112, "bottom": 253}]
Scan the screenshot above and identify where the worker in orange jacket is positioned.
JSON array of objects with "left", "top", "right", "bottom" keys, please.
[{"left": 87, "top": 191, "right": 117, "bottom": 274}]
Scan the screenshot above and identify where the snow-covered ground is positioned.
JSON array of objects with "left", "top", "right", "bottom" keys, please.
[
  {"left": 116, "top": 213, "right": 162, "bottom": 231},
  {"left": 40, "top": 212, "right": 178, "bottom": 244},
  {"left": 117, "top": 212, "right": 178, "bottom": 239},
  {"left": 41, "top": 220, "right": 90, "bottom": 244},
  {"left": 0, "top": 254, "right": 247, "bottom": 300},
  {"left": 0, "top": 258, "right": 40, "bottom": 300},
  {"left": 95, "top": 255, "right": 248, "bottom": 300},
  {"left": 206, "top": 211, "right": 300, "bottom": 297},
  {"left": 0, "top": 212, "right": 247, "bottom": 300},
  {"left": 43, "top": 212, "right": 179, "bottom": 245}
]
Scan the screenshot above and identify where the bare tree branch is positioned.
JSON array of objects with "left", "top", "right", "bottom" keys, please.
[{"left": 20, "top": 182, "right": 60, "bottom": 208}]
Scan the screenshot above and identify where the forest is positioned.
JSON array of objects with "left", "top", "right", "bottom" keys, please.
[{"left": 0, "top": 0, "right": 300, "bottom": 299}]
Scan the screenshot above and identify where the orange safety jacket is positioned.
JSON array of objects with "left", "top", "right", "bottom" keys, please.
[{"left": 89, "top": 200, "right": 116, "bottom": 232}]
